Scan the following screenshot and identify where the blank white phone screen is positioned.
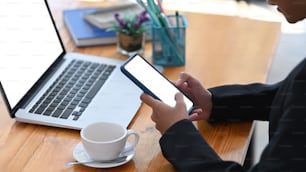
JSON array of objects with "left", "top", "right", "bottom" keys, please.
[{"left": 124, "top": 55, "right": 193, "bottom": 111}]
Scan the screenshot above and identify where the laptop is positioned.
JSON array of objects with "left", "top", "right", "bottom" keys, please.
[{"left": 0, "top": 0, "right": 142, "bottom": 130}]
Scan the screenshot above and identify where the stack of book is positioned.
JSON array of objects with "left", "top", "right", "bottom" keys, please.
[{"left": 63, "top": 3, "right": 144, "bottom": 47}]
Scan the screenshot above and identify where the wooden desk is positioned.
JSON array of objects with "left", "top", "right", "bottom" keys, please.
[{"left": 0, "top": 0, "right": 281, "bottom": 171}]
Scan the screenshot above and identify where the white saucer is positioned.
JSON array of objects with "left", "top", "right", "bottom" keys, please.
[{"left": 72, "top": 142, "right": 135, "bottom": 168}]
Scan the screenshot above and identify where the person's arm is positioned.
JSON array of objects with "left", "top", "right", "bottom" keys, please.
[
  {"left": 161, "top": 99, "right": 306, "bottom": 172},
  {"left": 208, "top": 82, "right": 282, "bottom": 122}
]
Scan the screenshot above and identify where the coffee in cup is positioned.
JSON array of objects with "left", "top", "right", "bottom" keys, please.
[{"left": 80, "top": 122, "right": 139, "bottom": 161}]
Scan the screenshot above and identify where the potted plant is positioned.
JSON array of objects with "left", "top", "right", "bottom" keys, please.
[{"left": 108, "top": 11, "right": 149, "bottom": 56}]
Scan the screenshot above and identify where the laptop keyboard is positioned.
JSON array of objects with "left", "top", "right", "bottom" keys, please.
[{"left": 29, "top": 59, "right": 116, "bottom": 121}]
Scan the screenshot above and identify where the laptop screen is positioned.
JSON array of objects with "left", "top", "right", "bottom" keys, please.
[{"left": 0, "top": 0, "right": 63, "bottom": 109}]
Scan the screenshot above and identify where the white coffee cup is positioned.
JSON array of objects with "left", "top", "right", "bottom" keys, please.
[{"left": 80, "top": 122, "right": 139, "bottom": 161}]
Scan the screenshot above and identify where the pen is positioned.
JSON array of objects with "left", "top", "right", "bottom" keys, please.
[
  {"left": 147, "top": 0, "right": 169, "bottom": 27},
  {"left": 156, "top": 0, "right": 164, "bottom": 13},
  {"left": 175, "top": 11, "right": 180, "bottom": 39},
  {"left": 147, "top": 0, "right": 160, "bottom": 14},
  {"left": 175, "top": 11, "right": 180, "bottom": 28}
]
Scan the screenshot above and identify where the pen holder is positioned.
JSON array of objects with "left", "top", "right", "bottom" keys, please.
[{"left": 152, "top": 14, "right": 187, "bottom": 66}]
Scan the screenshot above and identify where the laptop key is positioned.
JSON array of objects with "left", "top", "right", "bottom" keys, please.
[
  {"left": 60, "top": 108, "right": 73, "bottom": 119},
  {"left": 52, "top": 109, "right": 63, "bottom": 118}
]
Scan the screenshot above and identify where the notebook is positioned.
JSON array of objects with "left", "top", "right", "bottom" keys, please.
[
  {"left": 0, "top": 0, "right": 142, "bottom": 130},
  {"left": 63, "top": 8, "right": 117, "bottom": 47}
]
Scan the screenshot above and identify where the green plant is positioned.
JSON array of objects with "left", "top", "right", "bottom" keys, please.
[{"left": 108, "top": 11, "right": 150, "bottom": 36}]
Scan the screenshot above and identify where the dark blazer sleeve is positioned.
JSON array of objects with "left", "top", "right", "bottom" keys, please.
[
  {"left": 160, "top": 119, "right": 245, "bottom": 172},
  {"left": 208, "top": 82, "right": 282, "bottom": 122}
]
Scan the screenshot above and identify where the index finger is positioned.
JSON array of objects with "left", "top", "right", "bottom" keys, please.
[{"left": 140, "top": 93, "right": 159, "bottom": 108}]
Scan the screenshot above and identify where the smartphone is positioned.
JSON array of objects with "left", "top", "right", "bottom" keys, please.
[{"left": 120, "top": 54, "right": 194, "bottom": 113}]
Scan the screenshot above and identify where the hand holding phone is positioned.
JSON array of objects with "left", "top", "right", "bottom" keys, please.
[{"left": 120, "top": 54, "right": 194, "bottom": 112}]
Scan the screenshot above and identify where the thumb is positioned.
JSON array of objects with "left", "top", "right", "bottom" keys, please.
[{"left": 176, "top": 72, "right": 188, "bottom": 85}]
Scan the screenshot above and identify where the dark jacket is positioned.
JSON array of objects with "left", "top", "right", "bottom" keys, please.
[{"left": 160, "top": 58, "right": 306, "bottom": 172}]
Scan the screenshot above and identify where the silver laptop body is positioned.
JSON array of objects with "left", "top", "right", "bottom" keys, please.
[{"left": 0, "top": 0, "right": 142, "bottom": 130}]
